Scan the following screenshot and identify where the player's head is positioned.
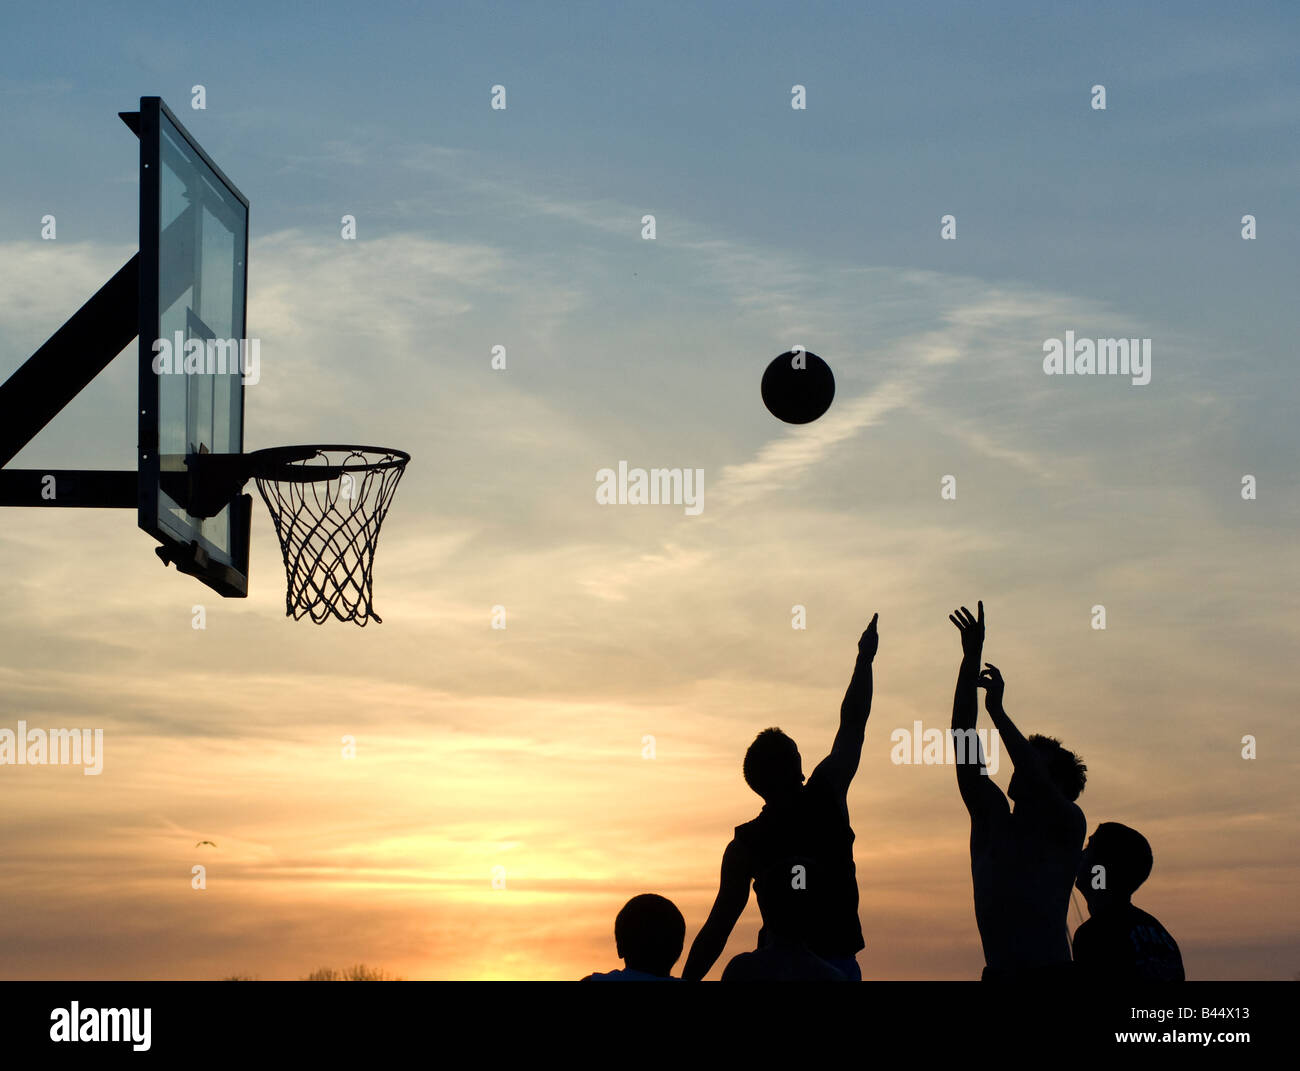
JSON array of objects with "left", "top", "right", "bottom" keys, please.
[
  {"left": 613, "top": 893, "right": 685, "bottom": 977},
  {"left": 1075, "top": 822, "right": 1153, "bottom": 905},
  {"left": 744, "top": 728, "right": 805, "bottom": 801},
  {"left": 1008, "top": 734, "right": 1087, "bottom": 803}
]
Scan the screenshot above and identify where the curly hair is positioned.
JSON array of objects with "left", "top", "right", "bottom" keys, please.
[{"left": 1027, "top": 733, "right": 1087, "bottom": 801}]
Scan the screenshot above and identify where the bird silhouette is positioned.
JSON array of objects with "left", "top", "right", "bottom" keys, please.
[{"left": 196, "top": 840, "right": 217, "bottom": 848}]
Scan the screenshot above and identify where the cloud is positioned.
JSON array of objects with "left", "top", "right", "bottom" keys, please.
[
  {"left": 0, "top": 140, "right": 1293, "bottom": 981},
  {"left": 717, "top": 377, "right": 914, "bottom": 506}
]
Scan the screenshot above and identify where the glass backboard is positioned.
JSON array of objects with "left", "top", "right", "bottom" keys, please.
[{"left": 137, "top": 97, "right": 250, "bottom": 596}]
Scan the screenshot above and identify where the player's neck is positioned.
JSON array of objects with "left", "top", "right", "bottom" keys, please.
[{"left": 1086, "top": 892, "right": 1132, "bottom": 916}]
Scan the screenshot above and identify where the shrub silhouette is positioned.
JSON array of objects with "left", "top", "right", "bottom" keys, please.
[
  {"left": 302, "top": 964, "right": 403, "bottom": 981},
  {"left": 219, "top": 964, "right": 401, "bottom": 980}
]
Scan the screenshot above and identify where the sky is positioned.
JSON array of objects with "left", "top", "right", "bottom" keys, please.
[{"left": 0, "top": 1, "right": 1296, "bottom": 980}]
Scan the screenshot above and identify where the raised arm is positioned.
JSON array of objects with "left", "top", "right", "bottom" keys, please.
[
  {"left": 681, "top": 839, "right": 751, "bottom": 980},
  {"left": 813, "top": 614, "right": 878, "bottom": 793},
  {"left": 949, "top": 602, "right": 1006, "bottom": 816},
  {"left": 977, "top": 663, "right": 1068, "bottom": 810}
]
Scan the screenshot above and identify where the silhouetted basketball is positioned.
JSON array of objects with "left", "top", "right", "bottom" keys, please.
[{"left": 761, "top": 350, "right": 835, "bottom": 424}]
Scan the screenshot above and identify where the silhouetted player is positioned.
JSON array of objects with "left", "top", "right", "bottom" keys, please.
[
  {"left": 949, "top": 602, "right": 1087, "bottom": 980},
  {"left": 582, "top": 893, "right": 685, "bottom": 980},
  {"left": 683, "top": 614, "right": 878, "bottom": 981},
  {"left": 721, "top": 856, "right": 850, "bottom": 981},
  {"left": 1074, "top": 822, "right": 1184, "bottom": 980}
]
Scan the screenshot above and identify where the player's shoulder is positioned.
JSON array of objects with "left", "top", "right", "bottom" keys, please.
[
  {"left": 732, "top": 814, "right": 760, "bottom": 846},
  {"left": 723, "top": 833, "right": 755, "bottom": 870},
  {"left": 807, "top": 758, "right": 850, "bottom": 799},
  {"left": 721, "top": 952, "right": 758, "bottom": 981},
  {"left": 1129, "top": 904, "right": 1179, "bottom": 942},
  {"left": 1128, "top": 904, "right": 1163, "bottom": 927},
  {"left": 1058, "top": 798, "right": 1087, "bottom": 837}
]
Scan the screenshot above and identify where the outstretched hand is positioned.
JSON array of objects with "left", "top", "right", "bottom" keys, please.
[
  {"left": 858, "top": 613, "right": 879, "bottom": 661},
  {"left": 977, "top": 662, "right": 1005, "bottom": 712},
  {"left": 949, "top": 601, "right": 984, "bottom": 662}
]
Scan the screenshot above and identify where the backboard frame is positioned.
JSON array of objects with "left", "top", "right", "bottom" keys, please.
[
  {"left": 2, "top": 96, "right": 408, "bottom": 620},
  {"left": 136, "top": 96, "right": 251, "bottom": 598}
]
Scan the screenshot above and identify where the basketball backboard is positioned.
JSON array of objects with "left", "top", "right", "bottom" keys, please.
[
  {"left": 2, "top": 97, "right": 407, "bottom": 620},
  {"left": 136, "top": 97, "right": 251, "bottom": 597}
]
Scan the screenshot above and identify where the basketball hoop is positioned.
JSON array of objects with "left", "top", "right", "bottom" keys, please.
[{"left": 247, "top": 445, "right": 410, "bottom": 625}]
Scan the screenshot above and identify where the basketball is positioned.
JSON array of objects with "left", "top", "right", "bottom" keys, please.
[{"left": 761, "top": 350, "right": 835, "bottom": 424}]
